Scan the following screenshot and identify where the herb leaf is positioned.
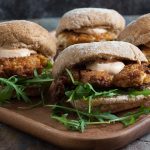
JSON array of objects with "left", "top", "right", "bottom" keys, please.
[
  {"left": 51, "top": 114, "right": 86, "bottom": 132},
  {"left": 129, "top": 89, "right": 150, "bottom": 96},
  {"left": 0, "top": 76, "right": 30, "bottom": 104},
  {"left": 65, "top": 69, "right": 119, "bottom": 102},
  {"left": 65, "top": 69, "right": 150, "bottom": 102},
  {"left": 48, "top": 104, "right": 150, "bottom": 132},
  {"left": 0, "top": 60, "right": 53, "bottom": 104}
]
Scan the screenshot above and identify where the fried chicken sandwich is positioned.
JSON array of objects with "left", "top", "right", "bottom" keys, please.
[
  {"left": 0, "top": 20, "right": 56, "bottom": 103},
  {"left": 118, "top": 13, "right": 150, "bottom": 60},
  {"left": 56, "top": 8, "right": 125, "bottom": 53},
  {"left": 50, "top": 41, "right": 150, "bottom": 113}
]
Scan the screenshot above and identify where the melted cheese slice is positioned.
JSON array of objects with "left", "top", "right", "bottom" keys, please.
[
  {"left": 86, "top": 62, "right": 125, "bottom": 75},
  {"left": 0, "top": 48, "right": 37, "bottom": 58}
]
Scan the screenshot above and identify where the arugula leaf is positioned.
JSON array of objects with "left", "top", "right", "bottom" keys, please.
[
  {"left": 0, "top": 86, "right": 13, "bottom": 104},
  {"left": 48, "top": 104, "right": 150, "bottom": 132},
  {"left": 24, "top": 61, "right": 53, "bottom": 86},
  {"left": 65, "top": 69, "right": 150, "bottom": 103},
  {"left": 65, "top": 69, "right": 119, "bottom": 102},
  {"left": 94, "top": 112, "right": 119, "bottom": 121},
  {"left": 0, "top": 60, "right": 53, "bottom": 104},
  {"left": 0, "top": 77, "right": 30, "bottom": 104},
  {"left": 129, "top": 89, "right": 150, "bottom": 96},
  {"left": 49, "top": 69, "right": 150, "bottom": 132},
  {"left": 120, "top": 106, "right": 150, "bottom": 126},
  {"left": 51, "top": 114, "right": 86, "bottom": 132}
]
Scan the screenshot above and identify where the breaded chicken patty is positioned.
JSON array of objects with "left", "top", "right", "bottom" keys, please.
[
  {"left": 0, "top": 54, "right": 48, "bottom": 77},
  {"left": 57, "top": 31, "right": 116, "bottom": 49},
  {"left": 114, "top": 64, "right": 150, "bottom": 87},
  {"left": 51, "top": 63, "right": 150, "bottom": 102},
  {"left": 80, "top": 70, "right": 113, "bottom": 88},
  {"left": 71, "top": 63, "right": 150, "bottom": 88}
]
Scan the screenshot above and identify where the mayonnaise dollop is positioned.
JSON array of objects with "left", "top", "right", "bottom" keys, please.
[
  {"left": 75, "top": 28, "right": 107, "bottom": 35},
  {"left": 86, "top": 62, "right": 125, "bottom": 75},
  {"left": 0, "top": 48, "right": 37, "bottom": 58}
]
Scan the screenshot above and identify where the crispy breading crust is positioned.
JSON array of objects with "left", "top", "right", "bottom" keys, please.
[
  {"left": 57, "top": 31, "right": 116, "bottom": 50},
  {"left": 80, "top": 70, "right": 113, "bottom": 88},
  {"left": 114, "top": 63, "right": 150, "bottom": 87},
  {"left": 0, "top": 54, "right": 48, "bottom": 77}
]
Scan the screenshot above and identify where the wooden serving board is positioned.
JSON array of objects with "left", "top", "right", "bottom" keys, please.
[{"left": 0, "top": 102, "right": 150, "bottom": 150}]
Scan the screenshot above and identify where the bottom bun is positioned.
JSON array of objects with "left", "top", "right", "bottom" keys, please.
[{"left": 71, "top": 95, "right": 150, "bottom": 113}]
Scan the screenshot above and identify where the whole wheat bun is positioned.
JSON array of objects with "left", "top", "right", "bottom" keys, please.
[
  {"left": 56, "top": 8, "right": 125, "bottom": 35},
  {"left": 71, "top": 95, "right": 150, "bottom": 113},
  {"left": 0, "top": 20, "right": 56, "bottom": 57},
  {"left": 52, "top": 41, "right": 147, "bottom": 78},
  {"left": 118, "top": 13, "right": 150, "bottom": 47}
]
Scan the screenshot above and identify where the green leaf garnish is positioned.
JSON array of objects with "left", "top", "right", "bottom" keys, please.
[
  {"left": 129, "top": 89, "right": 150, "bottom": 96},
  {"left": 49, "top": 69, "right": 150, "bottom": 132},
  {"left": 65, "top": 69, "right": 150, "bottom": 102},
  {"left": 0, "top": 76, "right": 30, "bottom": 104},
  {"left": 65, "top": 69, "right": 120, "bottom": 104},
  {"left": 48, "top": 104, "right": 150, "bottom": 132},
  {"left": 0, "top": 60, "right": 53, "bottom": 105}
]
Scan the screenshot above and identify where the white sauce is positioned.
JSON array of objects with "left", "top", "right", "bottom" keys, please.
[
  {"left": 75, "top": 28, "right": 107, "bottom": 35},
  {"left": 86, "top": 62, "right": 125, "bottom": 75},
  {"left": 0, "top": 48, "right": 37, "bottom": 58}
]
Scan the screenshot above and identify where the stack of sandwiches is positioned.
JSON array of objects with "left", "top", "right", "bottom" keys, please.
[{"left": 1, "top": 8, "right": 150, "bottom": 130}]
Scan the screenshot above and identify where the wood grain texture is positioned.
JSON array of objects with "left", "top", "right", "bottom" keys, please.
[
  {"left": 0, "top": 123, "right": 149, "bottom": 150},
  {"left": 0, "top": 102, "right": 150, "bottom": 150}
]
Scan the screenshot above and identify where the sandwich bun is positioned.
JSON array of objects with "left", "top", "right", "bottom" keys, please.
[
  {"left": 56, "top": 8, "right": 125, "bottom": 35},
  {"left": 0, "top": 20, "right": 56, "bottom": 58},
  {"left": 71, "top": 95, "right": 150, "bottom": 113},
  {"left": 52, "top": 41, "right": 147, "bottom": 78},
  {"left": 118, "top": 13, "right": 150, "bottom": 48}
]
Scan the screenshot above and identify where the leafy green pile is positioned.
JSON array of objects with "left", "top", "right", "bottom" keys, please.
[
  {"left": 49, "top": 105, "right": 150, "bottom": 132},
  {"left": 0, "top": 61, "right": 53, "bottom": 105},
  {"left": 49, "top": 69, "right": 150, "bottom": 132}
]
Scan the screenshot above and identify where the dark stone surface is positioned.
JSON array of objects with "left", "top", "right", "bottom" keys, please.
[
  {"left": 0, "top": 0, "right": 149, "bottom": 20},
  {"left": 0, "top": 124, "right": 61, "bottom": 150}
]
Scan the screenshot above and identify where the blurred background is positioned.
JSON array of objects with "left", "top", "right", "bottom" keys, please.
[{"left": 0, "top": 0, "right": 149, "bottom": 20}]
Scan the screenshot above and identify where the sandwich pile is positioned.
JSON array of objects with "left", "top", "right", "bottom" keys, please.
[{"left": 0, "top": 8, "right": 150, "bottom": 132}]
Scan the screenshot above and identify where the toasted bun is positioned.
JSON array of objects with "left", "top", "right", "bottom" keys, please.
[
  {"left": 118, "top": 14, "right": 150, "bottom": 47},
  {"left": 0, "top": 20, "right": 56, "bottom": 57},
  {"left": 52, "top": 41, "right": 147, "bottom": 78},
  {"left": 49, "top": 30, "right": 57, "bottom": 55},
  {"left": 71, "top": 95, "right": 150, "bottom": 113},
  {"left": 56, "top": 8, "right": 125, "bottom": 35}
]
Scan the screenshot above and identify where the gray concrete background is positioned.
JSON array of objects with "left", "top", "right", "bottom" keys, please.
[{"left": 0, "top": 0, "right": 149, "bottom": 20}]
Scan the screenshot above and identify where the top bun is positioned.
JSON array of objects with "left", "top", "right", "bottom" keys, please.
[
  {"left": 56, "top": 8, "right": 125, "bottom": 35},
  {"left": 118, "top": 13, "right": 150, "bottom": 47},
  {"left": 0, "top": 20, "right": 56, "bottom": 57},
  {"left": 52, "top": 41, "right": 147, "bottom": 78}
]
